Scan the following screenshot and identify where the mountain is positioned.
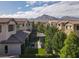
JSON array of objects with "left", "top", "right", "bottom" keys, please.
[
  {"left": 29, "top": 15, "right": 79, "bottom": 22},
  {"left": 35, "top": 14, "right": 58, "bottom": 20},
  {"left": 29, "top": 14, "right": 58, "bottom": 22},
  {"left": 60, "top": 16, "right": 79, "bottom": 20},
  {"left": 29, "top": 14, "right": 79, "bottom": 22}
]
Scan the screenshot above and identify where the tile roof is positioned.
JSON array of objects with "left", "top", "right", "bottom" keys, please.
[
  {"left": 0, "top": 30, "right": 31, "bottom": 44},
  {"left": 0, "top": 18, "right": 12, "bottom": 23},
  {"left": 14, "top": 18, "right": 27, "bottom": 22},
  {"left": 0, "top": 18, "right": 28, "bottom": 24}
]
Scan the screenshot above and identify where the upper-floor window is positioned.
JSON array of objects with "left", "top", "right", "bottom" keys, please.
[
  {"left": 0, "top": 25, "right": 2, "bottom": 32},
  {"left": 8, "top": 25, "right": 14, "bottom": 32},
  {"left": 66, "top": 26, "right": 68, "bottom": 29},
  {"left": 70, "top": 26, "right": 72, "bottom": 29},
  {"left": 58, "top": 24, "right": 60, "bottom": 26},
  {"left": 76, "top": 25, "right": 79, "bottom": 30},
  {"left": 66, "top": 25, "right": 72, "bottom": 30}
]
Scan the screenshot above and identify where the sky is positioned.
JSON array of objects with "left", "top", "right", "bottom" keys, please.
[
  {"left": 0, "top": 1, "right": 59, "bottom": 14},
  {"left": 0, "top": 1, "right": 79, "bottom": 18}
]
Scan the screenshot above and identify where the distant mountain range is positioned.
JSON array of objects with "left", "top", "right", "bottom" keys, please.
[{"left": 29, "top": 14, "right": 79, "bottom": 22}]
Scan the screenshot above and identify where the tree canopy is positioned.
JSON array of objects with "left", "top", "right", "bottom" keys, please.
[
  {"left": 52, "top": 31, "right": 66, "bottom": 55},
  {"left": 60, "top": 31, "right": 79, "bottom": 58}
]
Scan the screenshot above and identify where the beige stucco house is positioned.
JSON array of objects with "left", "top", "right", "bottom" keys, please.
[
  {"left": 2, "top": 17, "right": 79, "bottom": 57},
  {"left": 0, "top": 18, "right": 17, "bottom": 41},
  {"left": 0, "top": 18, "right": 31, "bottom": 56},
  {"left": 48, "top": 19, "right": 79, "bottom": 37},
  {"left": 0, "top": 18, "right": 46, "bottom": 57}
]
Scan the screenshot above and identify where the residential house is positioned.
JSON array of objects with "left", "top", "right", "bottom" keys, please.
[
  {"left": 48, "top": 20, "right": 59, "bottom": 27},
  {"left": 15, "top": 18, "right": 29, "bottom": 31},
  {"left": 0, "top": 30, "right": 30, "bottom": 56},
  {"left": 0, "top": 18, "right": 45, "bottom": 56},
  {"left": 64, "top": 20, "right": 79, "bottom": 36},
  {"left": 48, "top": 19, "right": 79, "bottom": 37},
  {"left": 0, "top": 18, "right": 17, "bottom": 41},
  {"left": 0, "top": 18, "right": 31, "bottom": 56}
]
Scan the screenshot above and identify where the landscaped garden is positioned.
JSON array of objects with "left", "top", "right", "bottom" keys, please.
[{"left": 20, "top": 22, "right": 79, "bottom": 58}]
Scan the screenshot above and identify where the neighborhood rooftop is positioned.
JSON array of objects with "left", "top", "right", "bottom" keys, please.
[{"left": 0, "top": 30, "right": 31, "bottom": 44}]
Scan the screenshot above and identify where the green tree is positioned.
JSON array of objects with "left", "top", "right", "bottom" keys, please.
[
  {"left": 52, "top": 31, "right": 66, "bottom": 55},
  {"left": 60, "top": 31, "right": 79, "bottom": 58},
  {"left": 37, "top": 23, "right": 45, "bottom": 33},
  {"left": 44, "top": 25, "right": 58, "bottom": 54}
]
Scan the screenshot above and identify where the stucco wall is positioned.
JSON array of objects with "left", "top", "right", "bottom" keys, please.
[
  {"left": 0, "top": 44, "right": 21, "bottom": 55},
  {"left": 65, "top": 23, "right": 74, "bottom": 35},
  {"left": 0, "top": 21, "right": 16, "bottom": 41}
]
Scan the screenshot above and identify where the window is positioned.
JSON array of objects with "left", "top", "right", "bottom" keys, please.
[
  {"left": 51, "top": 23, "right": 53, "bottom": 26},
  {"left": 22, "top": 24, "right": 24, "bottom": 26},
  {"left": 66, "top": 26, "right": 68, "bottom": 29},
  {"left": 70, "top": 26, "right": 72, "bottom": 29},
  {"left": 8, "top": 25, "right": 14, "bottom": 31},
  {"left": 5, "top": 45, "right": 8, "bottom": 54},
  {"left": 77, "top": 25, "right": 79, "bottom": 30},
  {"left": 58, "top": 24, "right": 60, "bottom": 26},
  {"left": 0, "top": 25, "right": 2, "bottom": 32}
]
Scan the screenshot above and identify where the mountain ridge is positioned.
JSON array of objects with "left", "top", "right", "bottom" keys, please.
[{"left": 29, "top": 15, "right": 79, "bottom": 21}]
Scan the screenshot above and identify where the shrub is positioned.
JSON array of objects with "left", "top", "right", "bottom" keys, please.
[{"left": 37, "top": 48, "right": 46, "bottom": 56}]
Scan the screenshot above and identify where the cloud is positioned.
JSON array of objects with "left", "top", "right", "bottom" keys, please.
[
  {"left": 25, "top": 4, "right": 30, "bottom": 7},
  {"left": 17, "top": 7, "right": 22, "bottom": 10},
  {"left": 0, "top": 1, "right": 79, "bottom": 18},
  {"left": 43, "top": 3, "right": 48, "bottom": 6},
  {"left": 26, "top": 1, "right": 37, "bottom": 5},
  {"left": 43, "top": 1, "right": 79, "bottom": 17},
  {"left": 0, "top": 6, "right": 46, "bottom": 18},
  {"left": 25, "top": 1, "right": 52, "bottom": 6}
]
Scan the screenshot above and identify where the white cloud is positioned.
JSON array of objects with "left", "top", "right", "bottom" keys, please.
[
  {"left": 0, "top": 6, "right": 46, "bottom": 18},
  {"left": 26, "top": 1, "right": 37, "bottom": 5},
  {"left": 0, "top": 1, "right": 79, "bottom": 18},
  {"left": 43, "top": 1, "right": 79, "bottom": 17},
  {"left": 25, "top": 4, "right": 30, "bottom": 7},
  {"left": 43, "top": 3, "right": 48, "bottom": 7}
]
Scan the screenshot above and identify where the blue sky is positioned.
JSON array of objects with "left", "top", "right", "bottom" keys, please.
[
  {"left": 0, "top": 1, "right": 59, "bottom": 14},
  {"left": 0, "top": 1, "right": 78, "bottom": 18}
]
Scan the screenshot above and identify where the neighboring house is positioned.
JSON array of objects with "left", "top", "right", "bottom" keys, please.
[
  {"left": 64, "top": 20, "right": 79, "bottom": 36},
  {"left": 48, "top": 20, "right": 79, "bottom": 37},
  {"left": 48, "top": 20, "right": 58, "bottom": 27},
  {"left": 0, "top": 30, "right": 30, "bottom": 56},
  {"left": 0, "top": 18, "right": 31, "bottom": 56},
  {"left": 0, "top": 18, "right": 45, "bottom": 56},
  {"left": 0, "top": 18, "right": 17, "bottom": 41},
  {"left": 27, "top": 21, "right": 34, "bottom": 31},
  {"left": 15, "top": 18, "right": 29, "bottom": 31}
]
